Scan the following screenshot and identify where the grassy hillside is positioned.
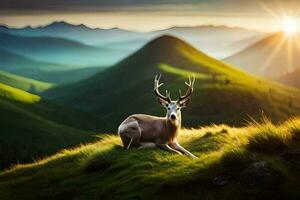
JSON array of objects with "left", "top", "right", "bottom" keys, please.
[
  {"left": 0, "top": 32, "right": 130, "bottom": 67},
  {"left": 45, "top": 35, "right": 300, "bottom": 131},
  {"left": 0, "top": 83, "right": 100, "bottom": 169},
  {"left": 37, "top": 67, "right": 105, "bottom": 84},
  {"left": 0, "top": 70, "right": 53, "bottom": 93},
  {"left": 1, "top": 117, "right": 300, "bottom": 199},
  {"left": 224, "top": 32, "right": 300, "bottom": 77},
  {"left": 0, "top": 47, "right": 69, "bottom": 73}
]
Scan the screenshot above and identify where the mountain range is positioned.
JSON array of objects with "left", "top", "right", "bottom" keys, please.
[
  {"left": 1, "top": 22, "right": 264, "bottom": 59},
  {"left": 0, "top": 48, "right": 104, "bottom": 85},
  {"left": 44, "top": 35, "right": 300, "bottom": 131},
  {"left": 0, "top": 31, "right": 129, "bottom": 67}
]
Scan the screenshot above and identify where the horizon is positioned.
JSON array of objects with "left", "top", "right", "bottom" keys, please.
[{"left": 0, "top": 20, "right": 270, "bottom": 33}]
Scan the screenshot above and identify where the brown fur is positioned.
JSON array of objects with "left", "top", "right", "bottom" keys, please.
[{"left": 118, "top": 113, "right": 196, "bottom": 158}]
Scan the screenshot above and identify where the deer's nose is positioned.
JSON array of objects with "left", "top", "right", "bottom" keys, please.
[{"left": 170, "top": 114, "right": 176, "bottom": 120}]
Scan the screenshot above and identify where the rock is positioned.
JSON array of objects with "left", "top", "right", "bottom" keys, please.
[
  {"left": 203, "top": 131, "right": 213, "bottom": 138},
  {"left": 281, "top": 150, "right": 300, "bottom": 168},
  {"left": 83, "top": 158, "right": 110, "bottom": 173},
  {"left": 239, "top": 161, "right": 283, "bottom": 189},
  {"left": 213, "top": 174, "right": 230, "bottom": 186}
]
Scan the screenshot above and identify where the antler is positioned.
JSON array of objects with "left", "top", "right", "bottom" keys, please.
[
  {"left": 154, "top": 74, "right": 171, "bottom": 103},
  {"left": 178, "top": 75, "right": 195, "bottom": 103}
]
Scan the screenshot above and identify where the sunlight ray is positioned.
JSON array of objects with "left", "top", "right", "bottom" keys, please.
[
  {"left": 287, "top": 36, "right": 294, "bottom": 73},
  {"left": 258, "top": 1, "right": 282, "bottom": 20},
  {"left": 261, "top": 35, "right": 286, "bottom": 72}
]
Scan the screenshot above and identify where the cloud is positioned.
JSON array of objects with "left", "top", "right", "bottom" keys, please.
[{"left": 1, "top": 0, "right": 300, "bottom": 17}]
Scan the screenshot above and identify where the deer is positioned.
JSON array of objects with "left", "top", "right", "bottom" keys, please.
[{"left": 118, "top": 75, "right": 196, "bottom": 158}]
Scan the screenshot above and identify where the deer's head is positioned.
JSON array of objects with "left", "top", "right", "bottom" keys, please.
[{"left": 154, "top": 75, "right": 195, "bottom": 124}]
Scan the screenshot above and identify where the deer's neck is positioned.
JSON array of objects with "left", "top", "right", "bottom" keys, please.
[{"left": 165, "top": 115, "right": 181, "bottom": 141}]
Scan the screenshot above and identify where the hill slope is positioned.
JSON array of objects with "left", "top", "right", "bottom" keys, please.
[
  {"left": 1, "top": 118, "right": 299, "bottom": 199},
  {"left": 277, "top": 68, "right": 300, "bottom": 88},
  {"left": 0, "top": 70, "right": 53, "bottom": 93},
  {"left": 0, "top": 32, "right": 128, "bottom": 67},
  {"left": 0, "top": 48, "right": 104, "bottom": 84},
  {"left": 45, "top": 35, "right": 300, "bottom": 131},
  {"left": 224, "top": 32, "right": 300, "bottom": 77},
  {"left": 0, "top": 83, "right": 100, "bottom": 169}
]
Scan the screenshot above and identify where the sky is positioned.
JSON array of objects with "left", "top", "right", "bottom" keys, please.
[{"left": 1, "top": 0, "right": 300, "bottom": 32}]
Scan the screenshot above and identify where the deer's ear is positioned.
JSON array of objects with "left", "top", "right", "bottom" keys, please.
[
  {"left": 179, "top": 99, "right": 190, "bottom": 108},
  {"left": 157, "top": 98, "right": 169, "bottom": 107}
]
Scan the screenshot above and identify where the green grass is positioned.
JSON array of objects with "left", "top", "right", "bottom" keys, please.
[
  {"left": 0, "top": 83, "right": 41, "bottom": 103},
  {"left": 0, "top": 83, "right": 102, "bottom": 170},
  {"left": 1, "top": 118, "right": 300, "bottom": 199},
  {"left": 45, "top": 35, "right": 300, "bottom": 131},
  {"left": 0, "top": 70, "right": 53, "bottom": 94}
]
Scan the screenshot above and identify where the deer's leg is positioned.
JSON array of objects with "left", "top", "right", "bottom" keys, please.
[
  {"left": 120, "top": 131, "right": 141, "bottom": 150},
  {"left": 156, "top": 143, "right": 183, "bottom": 155},
  {"left": 119, "top": 121, "right": 141, "bottom": 150},
  {"left": 170, "top": 141, "right": 197, "bottom": 158}
]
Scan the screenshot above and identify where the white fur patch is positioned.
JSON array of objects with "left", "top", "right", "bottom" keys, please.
[
  {"left": 139, "top": 142, "right": 156, "bottom": 149},
  {"left": 118, "top": 120, "right": 139, "bottom": 134}
]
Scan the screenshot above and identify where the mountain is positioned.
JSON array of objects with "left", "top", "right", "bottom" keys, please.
[
  {"left": 0, "top": 83, "right": 97, "bottom": 169},
  {"left": 0, "top": 32, "right": 130, "bottom": 67},
  {"left": 224, "top": 32, "right": 300, "bottom": 77},
  {"left": 1, "top": 117, "right": 300, "bottom": 199},
  {"left": 0, "top": 21, "right": 144, "bottom": 45},
  {"left": 277, "top": 68, "right": 300, "bottom": 88},
  {"left": 0, "top": 48, "right": 104, "bottom": 84},
  {"left": 44, "top": 35, "right": 300, "bottom": 131},
  {"left": 0, "top": 70, "right": 53, "bottom": 93}
]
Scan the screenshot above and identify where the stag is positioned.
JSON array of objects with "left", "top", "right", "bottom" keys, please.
[{"left": 118, "top": 75, "right": 196, "bottom": 158}]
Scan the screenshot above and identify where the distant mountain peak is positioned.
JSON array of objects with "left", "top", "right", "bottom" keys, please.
[
  {"left": 118, "top": 34, "right": 209, "bottom": 66},
  {"left": 0, "top": 24, "right": 9, "bottom": 30},
  {"left": 46, "top": 21, "right": 69, "bottom": 27},
  {"left": 166, "top": 24, "right": 257, "bottom": 32},
  {"left": 150, "top": 34, "right": 180, "bottom": 43},
  {"left": 143, "top": 34, "right": 198, "bottom": 53},
  {"left": 44, "top": 21, "right": 90, "bottom": 30}
]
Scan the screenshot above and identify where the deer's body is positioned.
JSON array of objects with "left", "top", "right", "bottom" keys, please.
[
  {"left": 119, "top": 114, "right": 179, "bottom": 145},
  {"left": 118, "top": 75, "right": 196, "bottom": 158}
]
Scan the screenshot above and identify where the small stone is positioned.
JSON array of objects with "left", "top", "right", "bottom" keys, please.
[
  {"left": 213, "top": 174, "right": 230, "bottom": 186},
  {"left": 281, "top": 150, "right": 300, "bottom": 168},
  {"left": 239, "top": 161, "right": 283, "bottom": 189}
]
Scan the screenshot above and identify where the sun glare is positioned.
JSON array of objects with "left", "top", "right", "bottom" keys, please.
[{"left": 283, "top": 17, "right": 298, "bottom": 36}]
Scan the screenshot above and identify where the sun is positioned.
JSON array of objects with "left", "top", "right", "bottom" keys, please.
[{"left": 282, "top": 17, "right": 298, "bottom": 36}]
